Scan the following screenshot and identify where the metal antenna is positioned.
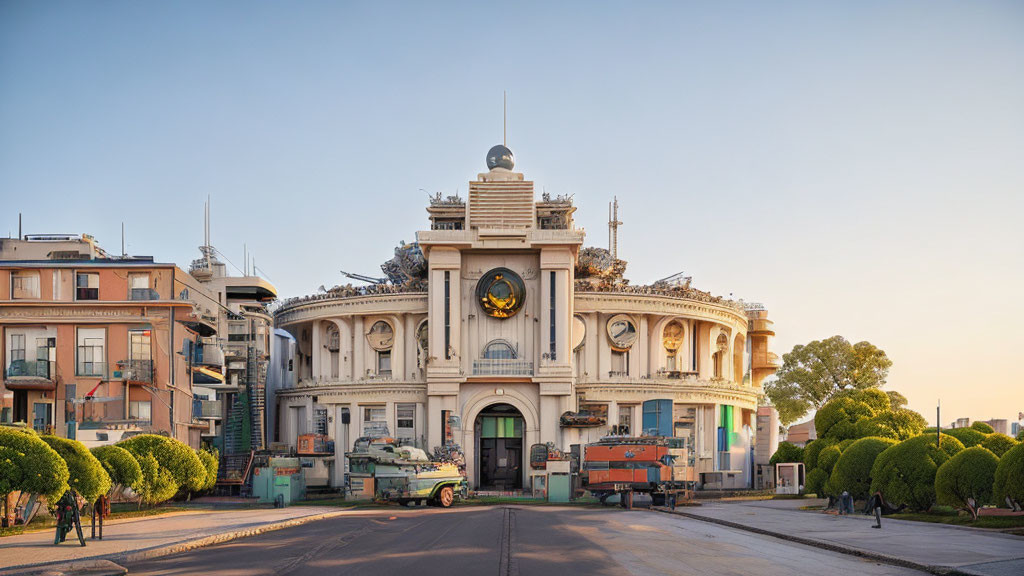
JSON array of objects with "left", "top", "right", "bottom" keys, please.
[
  {"left": 503, "top": 91, "right": 507, "bottom": 147},
  {"left": 121, "top": 222, "right": 126, "bottom": 257},
  {"left": 608, "top": 196, "right": 622, "bottom": 259}
]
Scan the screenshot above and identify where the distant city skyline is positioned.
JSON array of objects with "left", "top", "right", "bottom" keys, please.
[{"left": 1, "top": 1, "right": 1021, "bottom": 425}]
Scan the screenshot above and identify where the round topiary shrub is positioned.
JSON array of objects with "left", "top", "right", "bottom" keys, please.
[
  {"left": 197, "top": 449, "right": 219, "bottom": 492},
  {"left": 981, "top": 433, "right": 1017, "bottom": 458},
  {"left": 91, "top": 445, "right": 142, "bottom": 493},
  {"left": 994, "top": 442, "right": 1024, "bottom": 509},
  {"left": 970, "top": 421, "right": 995, "bottom": 434},
  {"left": 0, "top": 427, "right": 69, "bottom": 502},
  {"left": 1017, "top": 429, "right": 1024, "bottom": 442},
  {"left": 870, "top": 433, "right": 965, "bottom": 511},
  {"left": 943, "top": 427, "right": 986, "bottom": 448},
  {"left": 40, "top": 436, "right": 111, "bottom": 504},
  {"left": 817, "top": 445, "right": 842, "bottom": 476},
  {"left": 119, "top": 434, "right": 207, "bottom": 492},
  {"left": 770, "top": 442, "right": 804, "bottom": 465},
  {"left": 826, "top": 436, "right": 896, "bottom": 500},
  {"left": 803, "top": 439, "right": 835, "bottom": 470},
  {"left": 935, "top": 446, "right": 999, "bottom": 520},
  {"left": 134, "top": 453, "right": 178, "bottom": 507},
  {"left": 805, "top": 467, "right": 829, "bottom": 497},
  {"left": 815, "top": 397, "right": 876, "bottom": 441}
]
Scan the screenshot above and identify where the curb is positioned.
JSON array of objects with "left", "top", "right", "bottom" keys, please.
[
  {"left": 1, "top": 509, "right": 351, "bottom": 575},
  {"left": 651, "top": 507, "right": 982, "bottom": 576}
]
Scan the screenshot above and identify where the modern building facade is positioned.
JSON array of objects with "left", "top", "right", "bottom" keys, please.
[{"left": 274, "top": 145, "right": 780, "bottom": 490}]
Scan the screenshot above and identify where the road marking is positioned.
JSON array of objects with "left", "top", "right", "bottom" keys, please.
[{"left": 498, "top": 507, "right": 519, "bottom": 576}]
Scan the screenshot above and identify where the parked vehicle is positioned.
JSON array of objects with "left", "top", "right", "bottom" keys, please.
[
  {"left": 582, "top": 436, "right": 694, "bottom": 509},
  {"left": 347, "top": 437, "right": 467, "bottom": 508}
]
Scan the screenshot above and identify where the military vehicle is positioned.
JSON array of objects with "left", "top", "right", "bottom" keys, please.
[{"left": 347, "top": 437, "right": 467, "bottom": 507}]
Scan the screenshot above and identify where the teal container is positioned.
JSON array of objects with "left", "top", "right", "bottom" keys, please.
[{"left": 547, "top": 473, "right": 571, "bottom": 503}]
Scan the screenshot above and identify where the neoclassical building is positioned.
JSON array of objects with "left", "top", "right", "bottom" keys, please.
[{"left": 275, "top": 145, "right": 779, "bottom": 491}]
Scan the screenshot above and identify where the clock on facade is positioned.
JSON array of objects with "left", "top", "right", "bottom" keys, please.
[{"left": 476, "top": 267, "right": 526, "bottom": 319}]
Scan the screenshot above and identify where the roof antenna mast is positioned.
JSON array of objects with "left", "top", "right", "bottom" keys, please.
[
  {"left": 503, "top": 91, "right": 507, "bottom": 147},
  {"left": 608, "top": 196, "right": 622, "bottom": 259}
]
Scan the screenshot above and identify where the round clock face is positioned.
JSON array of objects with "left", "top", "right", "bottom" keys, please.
[
  {"left": 572, "top": 315, "right": 586, "bottom": 351},
  {"left": 416, "top": 320, "right": 429, "bottom": 352},
  {"left": 476, "top": 267, "right": 526, "bottom": 319},
  {"left": 663, "top": 321, "right": 684, "bottom": 352},
  {"left": 366, "top": 320, "right": 394, "bottom": 351},
  {"left": 607, "top": 314, "right": 638, "bottom": 351}
]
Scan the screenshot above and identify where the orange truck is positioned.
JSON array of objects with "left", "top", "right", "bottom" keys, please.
[{"left": 582, "top": 436, "right": 694, "bottom": 509}]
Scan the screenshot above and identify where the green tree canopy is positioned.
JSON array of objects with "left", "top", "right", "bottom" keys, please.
[
  {"left": 40, "top": 436, "right": 111, "bottom": 504},
  {"left": 769, "top": 442, "right": 804, "bottom": 465},
  {"left": 826, "top": 437, "right": 897, "bottom": 500},
  {"left": 870, "top": 434, "right": 964, "bottom": 511},
  {"left": 134, "top": 452, "right": 178, "bottom": 506},
  {"left": 942, "top": 427, "right": 987, "bottom": 448},
  {"left": 765, "top": 336, "right": 893, "bottom": 426},
  {"left": 993, "top": 443, "right": 1024, "bottom": 509},
  {"left": 0, "top": 427, "right": 69, "bottom": 502},
  {"left": 805, "top": 467, "right": 829, "bottom": 497},
  {"left": 91, "top": 445, "right": 143, "bottom": 492},
  {"left": 970, "top": 421, "right": 995, "bottom": 434},
  {"left": 197, "top": 448, "right": 219, "bottom": 492},
  {"left": 1017, "top": 429, "right": 1024, "bottom": 442},
  {"left": 935, "top": 446, "right": 999, "bottom": 520},
  {"left": 981, "top": 433, "right": 1017, "bottom": 458},
  {"left": 119, "top": 434, "right": 206, "bottom": 492},
  {"left": 814, "top": 389, "right": 925, "bottom": 442}
]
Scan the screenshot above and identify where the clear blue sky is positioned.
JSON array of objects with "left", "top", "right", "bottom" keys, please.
[{"left": 2, "top": 1, "right": 1022, "bottom": 424}]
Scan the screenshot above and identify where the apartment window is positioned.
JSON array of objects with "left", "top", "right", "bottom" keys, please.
[
  {"left": 128, "top": 273, "right": 150, "bottom": 300},
  {"left": 129, "top": 330, "right": 152, "bottom": 362},
  {"left": 610, "top": 350, "right": 628, "bottom": 376},
  {"left": 77, "top": 328, "right": 105, "bottom": 376},
  {"left": 11, "top": 271, "right": 40, "bottom": 299},
  {"left": 228, "top": 321, "right": 248, "bottom": 342},
  {"left": 377, "top": 351, "right": 391, "bottom": 376},
  {"left": 76, "top": 272, "right": 99, "bottom": 300},
  {"left": 10, "top": 334, "right": 26, "bottom": 362},
  {"left": 618, "top": 406, "right": 633, "bottom": 436},
  {"left": 362, "top": 406, "right": 386, "bottom": 436},
  {"left": 129, "top": 400, "right": 152, "bottom": 422},
  {"left": 314, "top": 407, "right": 329, "bottom": 435},
  {"left": 396, "top": 404, "right": 415, "bottom": 439}
]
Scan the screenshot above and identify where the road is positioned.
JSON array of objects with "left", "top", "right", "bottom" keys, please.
[{"left": 125, "top": 505, "right": 924, "bottom": 575}]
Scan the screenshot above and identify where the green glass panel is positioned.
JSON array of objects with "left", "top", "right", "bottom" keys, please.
[{"left": 482, "top": 417, "right": 496, "bottom": 438}]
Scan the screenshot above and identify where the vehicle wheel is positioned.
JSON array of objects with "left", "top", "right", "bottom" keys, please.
[
  {"left": 437, "top": 486, "right": 455, "bottom": 508},
  {"left": 651, "top": 494, "right": 666, "bottom": 507}
]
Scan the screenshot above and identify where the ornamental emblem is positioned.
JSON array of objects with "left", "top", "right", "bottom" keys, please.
[{"left": 476, "top": 268, "right": 526, "bottom": 319}]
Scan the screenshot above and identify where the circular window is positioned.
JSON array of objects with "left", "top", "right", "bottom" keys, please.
[
  {"left": 416, "top": 320, "right": 429, "bottom": 352},
  {"left": 606, "top": 314, "right": 638, "bottom": 352},
  {"left": 366, "top": 320, "right": 394, "bottom": 351},
  {"left": 663, "top": 321, "right": 684, "bottom": 352},
  {"left": 476, "top": 267, "right": 526, "bottom": 319},
  {"left": 572, "top": 315, "right": 586, "bottom": 351}
]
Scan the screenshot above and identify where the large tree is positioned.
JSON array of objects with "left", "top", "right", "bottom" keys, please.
[{"left": 764, "top": 336, "right": 893, "bottom": 425}]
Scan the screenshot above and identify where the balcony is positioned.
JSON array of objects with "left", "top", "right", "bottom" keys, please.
[
  {"left": 115, "top": 360, "right": 154, "bottom": 384},
  {"left": 195, "top": 399, "right": 223, "bottom": 420},
  {"left": 472, "top": 359, "right": 534, "bottom": 377},
  {"left": 4, "top": 360, "right": 57, "bottom": 390}
]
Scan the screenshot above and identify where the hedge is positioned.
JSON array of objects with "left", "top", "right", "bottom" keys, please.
[
  {"left": 981, "top": 433, "right": 1017, "bottom": 458},
  {"left": 0, "top": 427, "right": 69, "bottom": 502},
  {"left": 803, "top": 439, "right": 834, "bottom": 470},
  {"left": 770, "top": 442, "right": 804, "bottom": 465},
  {"left": 935, "top": 446, "right": 999, "bottom": 520},
  {"left": 135, "top": 452, "right": 178, "bottom": 506},
  {"left": 197, "top": 449, "right": 219, "bottom": 492},
  {"left": 870, "top": 433, "right": 965, "bottom": 511},
  {"left": 119, "top": 435, "right": 207, "bottom": 492},
  {"left": 970, "top": 421, "right": 995, "bottom": 434},
  {"left": 994, "top": 442, "right": 1024, "bottom": 508},
  {"left": 805, "top": 467, "right": 829, "bottom": 497},
  {"left": 91, "top": 445, "right": 143, "bottom": 492},
  {"left": 1017, "top": 429, "right": 1024, "bottom": 442},
  {"left": 817, "top": 445, "right": 842, "bottom": 476},
  {"left": 826, "top": 436, "right": 896, "bottom": 500},
  {"left": 942, "top": 427, "right": 987, "bottom": 448},
  {"left": 40, "top": 436, "right": 111, "bottom": 504}
]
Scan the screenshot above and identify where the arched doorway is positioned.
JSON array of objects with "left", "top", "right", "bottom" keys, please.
[{"left": 475, "top": 403, "right": 524, "bottom": 490}]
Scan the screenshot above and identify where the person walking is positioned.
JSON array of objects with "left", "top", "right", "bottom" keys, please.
[{"left": 867, "top": 491, "right": 884, "bottom": 528}]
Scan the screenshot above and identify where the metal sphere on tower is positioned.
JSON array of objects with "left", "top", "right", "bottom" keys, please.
[{"left": 486, "top": 145, "right": 514, "bottom": 170}]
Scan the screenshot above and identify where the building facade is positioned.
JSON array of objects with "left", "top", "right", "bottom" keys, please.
[{"left": 274, "top": 145, "right": 780, "bottom": 490}]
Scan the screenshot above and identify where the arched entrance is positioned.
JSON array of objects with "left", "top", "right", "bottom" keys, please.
[{"left": 475, "top": 403, "right": 524, "bottom": 490}]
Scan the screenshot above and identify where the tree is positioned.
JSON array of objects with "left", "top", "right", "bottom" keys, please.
[
  {"left": 970, "top": 421, "right": 995, "bottom": 434},
  {"left": 942, "top": 427, "right": 986, "bottom": 448},
  {"left": 119, "top": 435, "right": 207, "bottom": 493},
  {"left": 91, "top": 445, "right": 143, "bottom": 496},
  {"left": 805, "top": 468, "right": 829, "bottom": 497},
  {"left": 764, "top": 336, "right": 893, "bottom": 426},
  {"left": 981, "top": 433, "right": 1017, "bottom": 458},
  {"left": 40, "top": 436, "right": 111, "bottom": 504},
  {"left": 1017, "top": 429, "right": 1024, "bottom": 442},
  {"left": 134, "top": 453, "right": 178, "bottom": 507},
  {"left": 0, "top": 427, "right": 69, "bottom": 523},
  {"left": 993, "top": 443, "right": 1024, "bottom": 509},
  {"left": 826, "top": 437, "right": 897, "bottom": 500},
  {"left": 770, "top": 442, "right": 804, "bottom": 465},
  {"left": 934, "top": 446, "right": 999, "bottom": 520},
  {"left": 870, "top": 434, "right": 964, "bottom": 511},
  {"left": 197, "top": 448, "right": 219, "bottom": 492}
]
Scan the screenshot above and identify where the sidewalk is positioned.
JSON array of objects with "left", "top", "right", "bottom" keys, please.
[
  {"left": 662, "top": 499, "right": 1024, "bottom": 576},
  {"left": 0, "top": 505, "right": 349, "bottom": 575}
]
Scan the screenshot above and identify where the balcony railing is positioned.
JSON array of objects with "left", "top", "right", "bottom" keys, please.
[
  {"left": 116, "top": 360, "right": 154, "bottom": 384},
  {"left": 197, "top": 399, "right": 222, "bottom": 419},
  {"left": 472, "top": 359, "right": 534, "bottom": 377},
  {"left": 4, "top": 360, "right": 55, "bottom": 380},
  {"left": 76, "top": 361, "right": 109, "bottom": 378}
]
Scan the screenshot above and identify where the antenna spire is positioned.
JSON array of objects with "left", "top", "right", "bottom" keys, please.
[
  {"left": 503, "top": 91, "right": 507, "bottom": 147},
  {"left": 608, "top": 196, "right": 622, "bottom": 259}
]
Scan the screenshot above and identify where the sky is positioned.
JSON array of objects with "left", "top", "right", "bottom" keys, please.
[{"left": 1, "top": 1, "right": 1022, "bottom": 426}]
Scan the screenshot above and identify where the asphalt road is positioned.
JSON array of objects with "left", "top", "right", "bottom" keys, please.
[{"left": 125, "top": 505, "right": 926, "bottom": 576}]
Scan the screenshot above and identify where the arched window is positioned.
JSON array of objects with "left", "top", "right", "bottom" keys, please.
[
  {"left": 713, "top": 333, "right": 729, "bottom": 379},
  {"left": 483, "top": 339, "right": 517, "bottom": 360},
  {"left": 663, "top": 321, "right": 684, "bottom": 372},
  {"left": 326, "top": 325, "right": 340, "bottom": 352}
]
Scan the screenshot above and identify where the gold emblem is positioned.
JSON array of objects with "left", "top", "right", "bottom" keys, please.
[{"left": 477, "top": 268, "right": 525, "bottom": 319}]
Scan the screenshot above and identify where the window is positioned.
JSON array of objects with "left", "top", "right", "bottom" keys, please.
[
  {"left": 10, "top": 334, "right": 25, "bottom": 362},
  {"left": 129, "top": 400, "right": 152, "bottom": 422},
  {"left": 77, "top": 328, "right": 105, "bottom": 376},
  {"left": 377, "top": 351, "right": 391, "bottom": 376},
  {"left": 228, "top": 321, "right": 248, "bottom": 342},
  {"left": 128, "top": 273, "right": 151, "bottom": 300},
  {"left": 483, "top": 340, "right": 516, "bottom": 359},
  {"left": 618, "top": 406, "right": 633, "bottom": 436},
  {"left": 76, "top": 272, "right": 99, "bottom": 300},
  {"left": 610, "top": 350, "right": 628, "bottom": 376},
  {"left": 11, "top": 271, "right": 40, "bottom": 299},
  {"left": 396, "top": 404, "right": 415, "bottom": 440},
  {"left": 362, "top": 406, "right": 386, "bottom": 436},
  {"left": 129, "top": 330, "right": 152, "bottom": 361},
  {"left": 314, "top": 408, "right": 328, "bottom": 435}
]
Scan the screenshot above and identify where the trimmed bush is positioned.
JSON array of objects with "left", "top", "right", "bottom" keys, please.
[
  {"left": 40, "top": 436, "right": 111, "bottom": 504},
  {"left": 980, "top": 433, "right": 1016, "bottom": 458},
  {"left": 870, "top": 433, "right": 965, "bottom": 511},
  {"left": 855, "top": 409, "right": 927, "bottom": 441},
  {"left": 826, "top": 436, "right": 896, "bottom": 500},
  {"left": 817, "top": 445, "right": 842, "bottom": 476},
  {"left": 803, "top": 439, "right": 834, "bottom": 470},
  {"left": 1017, "top": 429, "right": 1024, "bottom": 442},
  {"left": 943, "top": 427, "right": 986, "bottom": 448},
  {"left": 91, "top": 445, "right": 142, "bottom": 492},
  {"left": 770, "top": 442, "right": 804, "bottom": 465},
  {"left": 119, "top": 435, "right": 207, "bottom": 492},
  {"left": 197, "top": 449, "right": 219, "bottom": 492},
  {"left": 0, "top": 427, "right": 70, "bottom": 502},
  {"left": 970, "top": 421, "right": 995, "bottom": 434},
  {"left": 994, "top": 443, "right": 1024, "bottom": 508},
  {"left": 135, "top": 453, "right": 178, "bottom": 506},
  {"left": 805, "top": 467, "right": 829, "bottom": 497},
  {"left": 935, "top": 446, "right": 999, "bottom": 520},
  {"left": 815, "top": 397, "right": 875, "bottom": 441}
]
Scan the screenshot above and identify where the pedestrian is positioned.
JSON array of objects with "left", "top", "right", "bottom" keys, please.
[
  {"left": 840, "top": 491, "right": 853, "bottom": 515},
  {"left": 867, "top": 491, "right": 883, "bottom": 528}
]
